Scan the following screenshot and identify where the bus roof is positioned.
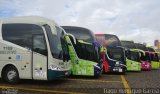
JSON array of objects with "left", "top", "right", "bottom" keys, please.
[
  {"left": 0, "top": 16, "right": 59, "bottom": 35},
  {"left": 1, "top": 16, "right": 57, "bottom": 25}
]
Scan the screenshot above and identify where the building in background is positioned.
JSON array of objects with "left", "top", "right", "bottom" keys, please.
[
  {"left": 154, "top": 40, "right": 160, "bottom": 49},
  {"left": 143, "top": 42, "right": 147, "bottom": 46}
]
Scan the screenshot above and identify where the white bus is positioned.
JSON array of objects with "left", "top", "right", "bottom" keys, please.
[{"left": 0, "top": 16, "right": 71, "bottom": 84}]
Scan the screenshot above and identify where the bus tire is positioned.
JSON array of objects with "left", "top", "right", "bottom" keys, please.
[{"left": 3, "top": 66, "right": 19, "bottom": 84}]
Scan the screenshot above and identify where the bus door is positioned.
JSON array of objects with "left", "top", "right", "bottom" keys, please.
[{"left": 32, "top": 34, "right": 48, "bottom": 80}]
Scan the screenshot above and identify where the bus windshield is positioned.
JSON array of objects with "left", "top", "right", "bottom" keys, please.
[
  {"left": 140, "top": 52, "right": 150, "bottom": 61},
  {"left": 107, "top": 47, "right": 125, "bottom": 63},
  {"left": 104, "top": 34, "right": 121, "bottom": 47},
  {"left": 96, "top": 34, "right": 121, "bottom": 47},
  {"left": 150, "top": 53, "right": 159, "bottom": 62},
  {"left": 62, "top": 26, "right": 96, "bottom": 43},
  {"left": 69, "top": 36, "right": 99, "bottom": 63},
  {"left": 126, "top": 51, "right": 140, "bottom": 62},
  {"left": 95, "top": 35, "right": 105, "bottom": 46},
  {"left": 135, "top": 43, "right": 148, "bottom": 51},
  {"left": 44, "top": 24, "right": 64, "bottom": 60},
  {"left": 121, "top": 41, "right": 136, "bottom": 49},
  {"left": 147, "top": 47, "right": 155, "bottom": 52}
]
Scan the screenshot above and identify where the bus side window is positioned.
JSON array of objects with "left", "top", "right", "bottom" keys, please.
[
  {"left": 33, "top": 35, "right": 47, "bottom": 56},
  {"left": 2, "top": 24, "right": 44, "bottom": 49},
  {"left": 125, "top": 50, "right": 131, "bottom": 59},
  {"left": 60, "top": 37, "right": 70, "bottom": 61}
]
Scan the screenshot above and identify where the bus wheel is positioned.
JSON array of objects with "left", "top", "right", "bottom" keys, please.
[{"left": 4, "top": 66, "right": 19, "bottom": 84}]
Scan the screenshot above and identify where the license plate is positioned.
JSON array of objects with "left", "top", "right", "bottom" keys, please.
[
  {"left": 65, "top": 72, "right": 69, "bottom": 75},
  {"left": 119, "top": 69, "right": 122, "bottom": 72}
]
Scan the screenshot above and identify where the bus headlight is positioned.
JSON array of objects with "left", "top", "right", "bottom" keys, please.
[
  {"left": 120, "top": 63, "right": 126, "bottom": 67},
  {"left": 116, "top": 62, "right": 119, "bottom": 65},
  {"left": 94, "top": 65, "right": 100, "bottom": 69},
  {"left": 50, "top": 65, "right": 61, "bottom": 70}
]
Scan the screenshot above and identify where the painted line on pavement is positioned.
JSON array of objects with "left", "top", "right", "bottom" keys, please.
[
  {"left": 0, "top": 85, "right": 86, "bottom": 94},
  {"left": 65, "top": 78, "right": 122, "bottom": 83},
  {"left": 121, "top": 75, "right": 132, "bottom": 94}
]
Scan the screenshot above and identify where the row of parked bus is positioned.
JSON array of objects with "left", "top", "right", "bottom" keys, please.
[{"left": 0, "top": 16, "right": 159, "bottom": 84}]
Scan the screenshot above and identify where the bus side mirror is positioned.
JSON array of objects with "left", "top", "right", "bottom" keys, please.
[
  {"left": 139, "top": 53, "right": 141, "bottom": 57},
  {"left": 58, "top": 50, "right": 63, "bottom": 60},
  {"left": 65, "top": 33, "right": 76, "bottom": 44}
]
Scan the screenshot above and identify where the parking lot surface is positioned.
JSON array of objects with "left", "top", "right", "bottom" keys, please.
[{"left": 0, "top": 69, "right": 159, "bottom": 94}]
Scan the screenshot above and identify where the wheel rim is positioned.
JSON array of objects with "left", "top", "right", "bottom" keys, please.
[{"left": 7, "top": 70, "right": 17, "bottom": 81}]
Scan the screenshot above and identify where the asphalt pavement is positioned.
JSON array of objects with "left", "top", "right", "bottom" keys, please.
[{"left": 0, "top": 69, "right": 159, "bottom": 94}]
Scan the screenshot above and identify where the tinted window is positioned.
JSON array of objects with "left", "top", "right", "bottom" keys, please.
[
  {"left": 96, "top": 36, "right": 106, "bottom": 46},
  {"left": 150, "top": 53, "right": 159, "bottom": 62},
  {"left": 145, "top": 52, "right": 151, "bottom": 61},
  {"left": 44, "top": 25, "right": 64, "bottom": 60},
  {"left": 104, "top": 35, "right": 121, "bottom": 47},
  {"left": 63, "top": 27, "right": 95, "bottom": 42},
  {"left": 69, "top": 36, "right": 99, "bottom": 62},
  {"left": 139, "top": 52, "right": 146, "bottom": 61},
  {"left": 107, "top": 47, "right": 125, "bottom": 62},
  {"left": 121, "top": 41, "right": 136, "bottom": 49},
  {"left": 147, "top": 47, "right": 155, "bottom": 52},
  {"left": 126, "top": 51, "right": 140, "bottom": 62},
  {"left": 60, "top": 34, "right": 70, "bottom": 62},
  {"left": 130, "top": 52, "right": 140, "bottom": 62},
  {"left": 135, "top": 44, "right": 148, "bottom": 51},
  {"left": 96, "top": 36, "right": 105, "bottom": 41},
  {"left": 139, "top": 52, "right": 151, "bottom": 61},
  {"left": 2, "top": 24, "right": 44, "bottom": 49},
  {"left": 33, "top": 35, "right": 47, "bottom": 56}
]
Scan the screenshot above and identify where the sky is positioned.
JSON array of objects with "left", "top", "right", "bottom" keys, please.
[{"left": 0, "top": 0, "right": 160, "bottom": 46}]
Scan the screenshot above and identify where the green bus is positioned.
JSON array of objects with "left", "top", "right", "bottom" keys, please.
[
  {"left": 121, "top": 41, "right": 152, "bottom": 70},
  {"left": 121, "top": 41, "right": 142, "bottom": 71},
  {"left": 62, "top": 26, "right": 102, "bottom": 77}
]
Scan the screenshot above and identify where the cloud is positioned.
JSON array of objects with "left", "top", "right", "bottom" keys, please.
[{"left": 0, "top": 0, "right": 160, "bottom": 46}]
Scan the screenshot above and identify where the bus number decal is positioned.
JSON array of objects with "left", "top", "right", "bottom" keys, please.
[{"left": 0, "top": 46, "right": 16, "bottom": 54}]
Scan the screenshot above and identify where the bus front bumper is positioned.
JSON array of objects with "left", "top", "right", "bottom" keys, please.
[
  {"left": 141, "top": 62, "right": 152, "bottom": 70},
  {"left": 151, "top": 61, "right": 160, "bottom": 69},
  {"left": 47, "top": 69, "right": 71, "bottom": 80},
  {"left": 127, "top": 65, "right": 141, "bottom": 71},
  {"left": 108, "top": 65, "right": 126, "bottom": 73}
]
